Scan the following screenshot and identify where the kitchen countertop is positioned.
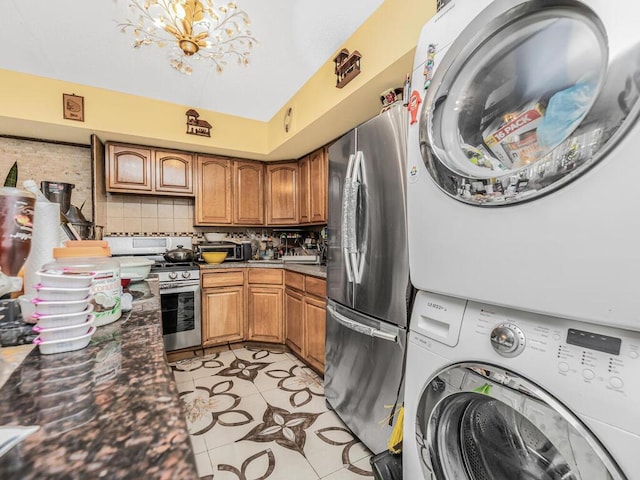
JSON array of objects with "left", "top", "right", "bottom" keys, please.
[
  {"left": 200, "top": 261, "right": 327, "bottom": 279},
  {"left": 0, "top": 278, "right": 198, "bottom": 480}
]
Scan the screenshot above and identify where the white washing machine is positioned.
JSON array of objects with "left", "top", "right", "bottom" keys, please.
[
  {"left": 407, "top": 0, "right": 640, "bottom": 331},
  {"left": 403, "top": 290, "right": 640, "bottom": 479}
]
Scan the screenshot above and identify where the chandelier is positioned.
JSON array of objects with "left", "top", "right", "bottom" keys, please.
[{"left": 119, "top": 0, "right": 256, "bottom": 74}]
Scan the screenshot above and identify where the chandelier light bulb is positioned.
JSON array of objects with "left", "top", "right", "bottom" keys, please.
[{"left": 119, "top": 0, "right": 256, "bottom": 75}]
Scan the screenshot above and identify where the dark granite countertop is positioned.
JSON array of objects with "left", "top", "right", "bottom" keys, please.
[
  {"left": 0, "top": 278, "right": 198, "bottom": 479},
  {"left": 200, "top": 262, "right": 327, "bottom": 279}
]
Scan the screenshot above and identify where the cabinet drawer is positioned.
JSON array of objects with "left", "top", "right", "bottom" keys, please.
[
  {"left": 305, "top": 276, "right": 326, "bottom": 299},
  {"left": 202, "top": 270, "right": 244, "bottom": 288},
  {"left": 285, "top": 271, "right": 305, "bottom": 291},
  {"left": 248, "top": 268, "right": 283, "bottom": 285}
]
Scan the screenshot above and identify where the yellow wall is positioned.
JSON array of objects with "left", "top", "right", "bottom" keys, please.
[{"left": 0, "top": 0, "right": 436, "bottom": 160}]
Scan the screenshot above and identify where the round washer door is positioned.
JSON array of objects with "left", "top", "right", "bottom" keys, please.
[
  {"left": 419, "top": 0, "right": 640, "bottom": 206},
  {"left": 415, "top": 363, "right": 625, "bottom": 479}
]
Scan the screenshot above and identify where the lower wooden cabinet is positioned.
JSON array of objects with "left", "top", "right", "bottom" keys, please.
[
  {"left": 200, "top": 268, "right": 324, "bottom": 372},
  {"left": 303, "top": 295, "right": 326, "bottom": 373},
  {"left": 284, "top": 271, "right": 326, "bottom": 373},
  {"left": 285, "top": 288, "right": 304, "bottom": 356},
  {"left": 202, "top": 285, "right": 245, "bottom": 345},
  {"left": 202, "top": 270, "right": 245, "bottom": 346},
  {"left": 247, "top": 286, "right": 283, "bottom": 343}
]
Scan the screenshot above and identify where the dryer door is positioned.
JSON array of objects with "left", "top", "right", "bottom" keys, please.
[
  {"left": 420, "top": 0, "right": 640, "bottom": 206},
  {"left": 416, "top": 363, "right": 625, "bottom": 479}
]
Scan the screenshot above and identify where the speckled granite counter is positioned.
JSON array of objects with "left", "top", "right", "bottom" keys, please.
[
  {"left": 200, "top": 261, "right": 327, "bottom": 279},
  {"left": 0, "top": 278, "right": 198, "bottom": 480}
]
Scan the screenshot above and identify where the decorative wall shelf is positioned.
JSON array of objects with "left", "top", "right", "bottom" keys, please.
[{"left": 333, "top": 49, "right": 362, "bottom": 89}]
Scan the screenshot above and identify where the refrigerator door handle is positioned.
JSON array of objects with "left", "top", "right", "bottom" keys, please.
[
  {"left": 351, "top": 151, "right": 365, "bottom": 284},
  {"left": 342, "top": 153, "right": 357, "bottom": 283},
  {"left": 328, "top": 305, "right": 398, "bottom": 343}
]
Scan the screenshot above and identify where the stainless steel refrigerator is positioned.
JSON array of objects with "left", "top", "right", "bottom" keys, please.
[{"left": 325, "top": 105, "right": 412, "bottom": 454}]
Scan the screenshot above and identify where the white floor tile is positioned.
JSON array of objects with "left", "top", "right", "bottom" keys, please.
[
  {"left": 320, "top": 455, "right": 374, "bottom": 479},
  {"left": 261, "top": 382, "right": 329, "bottom": 415},
  {"left": 193, "top": 451, "right": 214, "bottom": 477},
  {"left": 200, "top": 392, "right": 268, "bottom": 451},
  {"left": 208, "top": 441, "right": 320, "bottom": 480},
  {"left": 305, "top": 410, "right": 372, "bottom": 478},
  {"left": 233, "top": 346, "right": 291, "bottom": 364}
]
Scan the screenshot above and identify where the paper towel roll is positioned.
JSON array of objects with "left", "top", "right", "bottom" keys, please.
[{"left": 23, "top": 201, "right": 61, "bottom": 295}]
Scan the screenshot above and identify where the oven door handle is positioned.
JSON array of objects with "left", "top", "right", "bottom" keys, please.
[{"left": 159, "top": 283, "right": 201, "bottom": 293}]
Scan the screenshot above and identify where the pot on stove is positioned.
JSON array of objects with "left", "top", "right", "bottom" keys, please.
[{"left": 164, "top": 245, "right": 195, "bottom": 263}]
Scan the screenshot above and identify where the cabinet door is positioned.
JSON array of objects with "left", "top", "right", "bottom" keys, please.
[
  {"left": 196, "top": 155, "right": 233, "bottom": 225},
  {"left": 155, "top": 150, "right": 194, "bottom": 195},
  {"left": 285, "top": 288, "right": 304, "bottom": 357},
  {"left": 247, "top": 286, "right": 284, "bottom": 343},
  {"left": 298, "top": 155, "right": 310, "bottom": 224},
  {"left": 202, "top": 286, "right": 244, "bottom": 345},
  {"left": 309, "top": 147, "right": 328, "bottom": 224},
  {"left": 234, "top": 160, "right": 264, "bottom": 225},
  {"left": 106, "top": 143, "right": 153, "bottom": 193},
  {"left": 304, "top": 295, "right": 326, "bottom": 374},
  {"left": 265, "top": 163, "right": 298, "bottom": 225}
]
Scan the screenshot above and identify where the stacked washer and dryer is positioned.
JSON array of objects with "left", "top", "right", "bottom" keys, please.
[{"left": 404, "top": 1, "right": 640, "bottom": 479}]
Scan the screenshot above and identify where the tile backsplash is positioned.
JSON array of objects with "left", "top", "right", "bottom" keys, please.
[{"left": 103, "top": 194, "right": 195, "bottom": 235}]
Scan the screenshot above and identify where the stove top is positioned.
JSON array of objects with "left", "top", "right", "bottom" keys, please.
[{"left": 151, "top": 261, "right": 200, "bottom": 271}]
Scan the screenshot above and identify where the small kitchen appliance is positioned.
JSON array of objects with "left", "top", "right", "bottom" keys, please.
[
  {"left": 195, "top": 241, "right": 251, "bottom": 263},
  {"left": 104, "top": 235, "right": 201, "bottom": 351}
]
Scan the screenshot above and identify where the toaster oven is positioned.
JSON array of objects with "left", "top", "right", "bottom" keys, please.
[{"left": 196, "top": 241, "right": 252, "bottom": 262}]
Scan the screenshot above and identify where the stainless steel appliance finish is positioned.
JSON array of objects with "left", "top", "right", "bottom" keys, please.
[
  {"left": 104, "top": 235, "right": 202, "bottom": 352},
  {"left": 325, "top": 105, "right": 411, "bottom": 454}
]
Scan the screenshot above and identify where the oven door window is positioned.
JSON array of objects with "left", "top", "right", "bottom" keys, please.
[{"left": 161, "top": 289, "right": 196, "bottom": 335}]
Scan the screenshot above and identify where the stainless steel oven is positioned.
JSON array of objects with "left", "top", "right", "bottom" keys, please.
[
  {"left": 104, "top": 235, "right": 203, "bottom": 352},
  {"left": 156, "top": 263, "right": 201, "bottom": 352}
]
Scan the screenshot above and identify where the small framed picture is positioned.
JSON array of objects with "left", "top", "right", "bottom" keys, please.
[{"left": 63, "top": 94, "right": 84, "bottom": 122}]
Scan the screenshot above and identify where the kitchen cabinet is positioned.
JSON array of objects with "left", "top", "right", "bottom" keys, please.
[
  {"left": 196, "top": 155, "right": 233, "bottom": 225},
  {"left": 234, "top": 160, "right": 264, "bottom": 225},
  {"left": 284, "top": 270, "right": 326, "bottom": 373},
  {"left": 299, "top": 147, "right": 328, "bottom": 224},
  {"left": 247, "top": 269, "right": 284, "bottom": 343},
  {"left": 201, "top": 270, "right": 245, "bottom": 345},
  {"left": 106, "top": 142, "right": 194, "bottom": 196},
  {"left": 284, "top": 288, "right": 304, "bottom": 356},
  {"left": 265, "top": 162, "right": 298, "bottom": 225}
]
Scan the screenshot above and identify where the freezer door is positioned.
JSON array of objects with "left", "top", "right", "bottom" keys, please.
[
  {"left": 352, "top": 106, "right": 410, "bottom": 327},
  {"left": 324, "top": 300, "right": 406, "bottom": 454},
  {"left": 327, "top": 130, "right": 356, "bottom": 307}
]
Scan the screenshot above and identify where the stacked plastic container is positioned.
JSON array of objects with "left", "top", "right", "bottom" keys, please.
[{"left": 31, "top": 241, "right": 121, "bottom": 355}]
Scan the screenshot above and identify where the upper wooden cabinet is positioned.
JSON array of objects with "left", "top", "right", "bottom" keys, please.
[
  {"left": 265, "top": 162, "right": 298, "bottom": 225},
  {"left": 234, "top": 160, "right": 264, "bottom": 225},
  {"left": 195, "top": 155, "right": 233, "bottom": 225},
  {"left": 196, "top": 156, "right": 264, "bottom": 226},
  {"left": 106, "top": 142, "right": 193, "bottom": 196},
  {"left": 298, "top": 147, "right": 328, "bottom": 225}
]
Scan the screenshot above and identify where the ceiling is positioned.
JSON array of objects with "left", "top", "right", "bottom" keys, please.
[{"left": 0, "top": 0, "right": 384, "bottom": 123}]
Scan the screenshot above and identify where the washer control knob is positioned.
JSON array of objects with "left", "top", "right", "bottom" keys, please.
[{"left": 490, "top": 323, "right": 526, "bottom": 357}]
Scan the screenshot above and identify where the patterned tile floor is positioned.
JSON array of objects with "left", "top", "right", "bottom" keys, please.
[{"left": 169, "top": 345, "right": 374, "bottom": 479}]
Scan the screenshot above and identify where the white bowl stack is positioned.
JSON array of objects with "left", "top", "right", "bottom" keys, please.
[{"left": 30, "top": 269, "right": 97, "bottom": 355}]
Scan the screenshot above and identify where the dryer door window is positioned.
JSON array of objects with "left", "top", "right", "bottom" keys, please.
[
  {"left": 420, "top": 0, "right": 640, "bottom": 206},
  {"left": 415, "top": 364, "right": 625, "bottom": 479}
]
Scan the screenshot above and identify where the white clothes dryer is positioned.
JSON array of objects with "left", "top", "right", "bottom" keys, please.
[
  {"left": 407, "top": 0, "right": 640, "bottom": 331},
  {"left": 403, "top": 290, "right": 640, "bottom": 480}
]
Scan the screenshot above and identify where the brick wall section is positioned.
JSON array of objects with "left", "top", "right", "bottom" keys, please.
[{"left": 0, "top": 137, "right": 93, "bottom": 220}]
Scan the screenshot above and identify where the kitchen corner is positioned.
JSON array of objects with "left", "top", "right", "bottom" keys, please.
[{"left": 0, "top": 278, "right": 198, "bottom": 479}]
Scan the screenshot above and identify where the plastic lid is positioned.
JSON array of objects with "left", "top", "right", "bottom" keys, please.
[{"left": 53, "top": 246, "right": 112, "bottom": 258}]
